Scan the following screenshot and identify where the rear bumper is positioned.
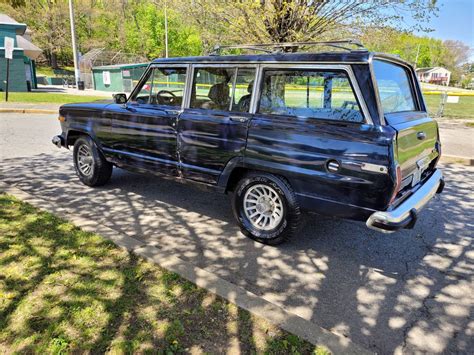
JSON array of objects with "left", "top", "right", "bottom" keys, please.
[{"left": 366, "top": 169, "right": 444, "bottom": 233}]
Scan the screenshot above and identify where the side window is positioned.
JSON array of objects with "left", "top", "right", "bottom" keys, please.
[
  {"left": 132, "top": 67, "right": 186, "bottom": 107},
  {"left": 191, "top": 67, "right": 256, "bottom": 112},
  {"left": 231, "top": 68, "right": 255, "bottom": 113},
  {"left": 373, "top": 60, "right": 417, "bottom": 113},
  {"left": 258, "top": 69, "right": 364, "bottom": 123},
  {"left": 191, "top": 68, "right": 234, "bottom": 111}
]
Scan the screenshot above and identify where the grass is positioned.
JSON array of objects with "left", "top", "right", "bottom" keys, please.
[
  {"left": 0, "top": 92, "right": 109, "bottom": 104},
  {"left": 36, "top": 66, "right": 76, "bottom": 77},
  {"left": 423, "top": 94, "right": 474, "bottom": 119},
  {"left": 0, "top": 194, "right": 329, "bottom": 354}
]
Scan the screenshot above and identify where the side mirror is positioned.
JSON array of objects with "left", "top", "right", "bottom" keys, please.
[{"left": 113, "top": 93, "right": 127, "bottom": 104}]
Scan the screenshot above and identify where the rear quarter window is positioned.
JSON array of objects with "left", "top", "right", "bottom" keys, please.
[{"left": 373, "top": 60, "right": 417, "bottom": 114}]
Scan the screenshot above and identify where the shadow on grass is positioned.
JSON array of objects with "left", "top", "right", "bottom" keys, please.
[{"left": 0, "top": 195, "right": 321, "bottom": 353}]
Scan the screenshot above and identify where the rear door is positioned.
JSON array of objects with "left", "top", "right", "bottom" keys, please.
[
  {"left": 178, "top": 65, "right": 256, "bottom": 183},
  {"left": 372, "top": 59, "right": 440, "bottom": 188}
]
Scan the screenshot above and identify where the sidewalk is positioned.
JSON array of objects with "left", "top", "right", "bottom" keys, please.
[{"left": 0, "top": 102, "right": 60, "bottom": 114}]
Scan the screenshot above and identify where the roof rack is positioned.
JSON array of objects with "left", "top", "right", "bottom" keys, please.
[{"left": 210, "top": 39, "right": 366, "bottom": 56}]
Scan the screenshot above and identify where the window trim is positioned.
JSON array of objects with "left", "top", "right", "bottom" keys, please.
[
  {"left": 184, "top": 63, "right": 258, "bottom": 113},
  {"left": 128, "top": 63, "right": 190, "bottom": 110},
  {"left": 254, "top": 64, "right": 372, "bottom": 125}
]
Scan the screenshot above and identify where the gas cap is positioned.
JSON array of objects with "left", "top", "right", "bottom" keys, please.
[{"left": 327, "top": 159, "right": 340, "bottom": 172}]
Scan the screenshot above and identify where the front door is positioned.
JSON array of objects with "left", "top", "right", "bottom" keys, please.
[
  {"left": 106, "top": 65, "right": 188, "bottom": 176},
  {"left": 178, "top": 66, "right": 256, "bottom": 183}
]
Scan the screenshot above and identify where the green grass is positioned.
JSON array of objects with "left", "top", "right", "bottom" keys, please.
[
  {"left": 0, "top": 194, "right": 329, "bottom": 354},
  {"left": 0, "top": 92, "right": 109, "bottom": 104},
  {"left": 423, "top": 94, "right": 474, "bottom": 119}
]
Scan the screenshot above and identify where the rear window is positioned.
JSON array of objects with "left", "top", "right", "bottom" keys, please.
[{"left": 373, "top": 60, "right": 417, "bottom": 114}]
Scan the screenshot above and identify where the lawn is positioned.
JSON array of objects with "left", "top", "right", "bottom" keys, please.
[
  {"left": 423, "top": 94, "right": 474, "bottom": 119},
  {"left": 0, "top": 194, "right": 328, "bottom": 354},
  {"left": 0, "top": 92, "right": 109, "bottom": 105}
]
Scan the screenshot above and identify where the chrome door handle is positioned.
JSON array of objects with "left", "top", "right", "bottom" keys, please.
[
  {"left": 165, "top": 109, "right": 182, "bottom": 115},
  {"left": 417, "top": 131, "right": 426, "bottom": 140},
  {"left": 229, "top": 115, "right": 249, "bottom": 123}
]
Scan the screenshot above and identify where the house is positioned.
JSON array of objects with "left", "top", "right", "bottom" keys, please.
[
  {"left": 0, "top": 13, "right": 42, "bottom": 92},
  {"left": 416, "top": 67, "right": 451, "bottom": 86}
]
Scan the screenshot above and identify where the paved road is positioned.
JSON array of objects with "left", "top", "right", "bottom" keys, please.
[{"left": 1, "top": 113, "right": 473, "bottom": 354}]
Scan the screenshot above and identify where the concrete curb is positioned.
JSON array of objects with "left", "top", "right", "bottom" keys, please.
[
  {"left": 0, "top": 108, "right": 58, "bottom": 114},
  {"left": 441, "top": 155, "right": 474, "bottom": 166},
  {"left": 0, "top": 181, "right": 372, "bottom": 355}
]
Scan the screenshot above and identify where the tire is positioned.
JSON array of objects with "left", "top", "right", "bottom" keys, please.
[
  {"left": 232, "top": 172, "right": 301, "bottom": 245},
  {"left": 73, "top": 136, "right": 112, "bottom": 187}
]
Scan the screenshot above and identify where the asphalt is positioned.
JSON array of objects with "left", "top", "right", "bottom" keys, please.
[{"left": 0, "top": 113, "right": 473, "bottom": 354}]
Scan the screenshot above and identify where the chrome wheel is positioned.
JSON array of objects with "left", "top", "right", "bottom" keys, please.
[
  {"left": 243, "top": 184, "right": 284, "bottom": 230},
  {"left": 77, "top": 144, "right": 93, "bottom": 176}
]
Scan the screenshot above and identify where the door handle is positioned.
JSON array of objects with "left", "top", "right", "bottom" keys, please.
[
  {"left": 229, "top": 115, "right": 249, "bottom": 123},
  {"left": 165, "top": 109, "right": 182, "bottom": 115},
  {"left": 417, "top": 131, "right": 426, "bottom": 140}
]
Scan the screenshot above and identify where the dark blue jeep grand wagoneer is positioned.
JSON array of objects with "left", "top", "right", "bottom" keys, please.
[{"left": 53, "top": 41, "right": 444, "bottom": 245}]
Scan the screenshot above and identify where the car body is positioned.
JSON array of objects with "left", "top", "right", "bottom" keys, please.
[{"left": 53, "top": 42, "right": 444, "bottom": 244}]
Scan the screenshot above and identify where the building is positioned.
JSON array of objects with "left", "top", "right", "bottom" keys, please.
[
  {"left": 92, "top": 63, "right": 148, "bottom": 93},
  {"left": 416, "top": 67, "right": 451, "bottom": 86},
  {"left": 0, "top": 14, "right": 42, "bottom": 92}
]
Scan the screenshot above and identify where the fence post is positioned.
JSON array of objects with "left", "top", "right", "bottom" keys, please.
[{"left": 437, "top": 91, "right": 448, "bottom": 117}]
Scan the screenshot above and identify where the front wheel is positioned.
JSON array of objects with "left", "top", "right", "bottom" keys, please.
[
  {"left": 73, "top": 136, "right": 112, "bottom": 187},
  {"left": 232, "top": 172, "right": 301, "bottom": 245}
]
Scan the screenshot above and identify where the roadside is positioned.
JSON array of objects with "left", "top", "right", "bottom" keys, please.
[{"left": 0, "top": 194, "right": 331, "bottom": 354}]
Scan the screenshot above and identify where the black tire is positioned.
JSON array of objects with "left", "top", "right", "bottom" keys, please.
[
  {"left": 73, "top": 136, "right": 112, "bottom": 187},
  {"left": 232, "top": 172, "right": 301, "bottom": 245}
]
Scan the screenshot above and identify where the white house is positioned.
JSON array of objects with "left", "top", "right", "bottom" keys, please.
[{"left": 416, "top": 67, "right": 451, "bottom": 86}]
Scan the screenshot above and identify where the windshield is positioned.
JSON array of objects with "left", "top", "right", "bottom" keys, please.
[{"left": 373, "top": 60, "right": 417, "bottom": 114}]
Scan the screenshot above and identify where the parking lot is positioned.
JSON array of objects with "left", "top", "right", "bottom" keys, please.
[{"left": 1, "top": 113, "right": 472, "bottom": 354}]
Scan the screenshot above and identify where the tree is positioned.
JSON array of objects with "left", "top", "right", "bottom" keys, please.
[
  {"left": 189, "top": 0, "right": 439, "bottom": 49},
  {"left": 0, "top": 0, "right": 71, "bottom": 67}
]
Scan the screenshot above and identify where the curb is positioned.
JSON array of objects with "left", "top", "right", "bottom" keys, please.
[
  {"left": 0, "top": 108, "right": 58, "bottom": 114},
  {"left": 0, "top": 181, "right": 373, "bottom": 355},
  {"left": 441, "top": 155, "right": 474, "bottom": 166}
]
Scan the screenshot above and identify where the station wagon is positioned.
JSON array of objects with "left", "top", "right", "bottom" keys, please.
[{"left": 53, "top": 40, "right": 444, "bottom": 245}]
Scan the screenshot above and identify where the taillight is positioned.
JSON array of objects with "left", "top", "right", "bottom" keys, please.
[{"left": 389, "top": 165, "right": 402, "bottom": 204}]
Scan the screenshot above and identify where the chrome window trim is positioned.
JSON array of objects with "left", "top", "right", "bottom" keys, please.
[
  {"left": 368, "top": 54, "right": 386, "bottom": 126},
  {"left": 255, "top": 63, "right": 373, "bottom": 125}
]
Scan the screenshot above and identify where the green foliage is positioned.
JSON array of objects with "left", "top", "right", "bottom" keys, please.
[{"left": 122, "top": 3, "right": 202, "bottom": 59}]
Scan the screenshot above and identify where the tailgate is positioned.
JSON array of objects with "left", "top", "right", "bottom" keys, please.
[{"left": 391, "top": 115, "right": 440, "bottom": 188}]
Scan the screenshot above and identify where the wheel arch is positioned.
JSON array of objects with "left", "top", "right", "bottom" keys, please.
[
  {"left": 66, "top": 129, "right": 99, "bottom": 148},
  {"left": 219, "top": 158, "right": 294, "bottom": 194}
]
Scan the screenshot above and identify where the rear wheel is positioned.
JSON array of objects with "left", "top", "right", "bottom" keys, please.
[
  {"left": 232, "top": 172, "right": 301, "bottom": 245},
  {"left": 73, "top": 136, "right": 112, "bottom": 187}
]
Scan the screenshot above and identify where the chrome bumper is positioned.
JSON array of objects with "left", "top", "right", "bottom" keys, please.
[
  {"left": 52, "top": 135, "right": 64, "bottom": 148},
  {"left": 366, "top": 169, "right": 444, "bottom": 233}
]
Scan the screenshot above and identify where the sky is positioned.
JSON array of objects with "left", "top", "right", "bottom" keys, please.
[{"left": 421, "top": 0, "right": 473, "bottom": 44}]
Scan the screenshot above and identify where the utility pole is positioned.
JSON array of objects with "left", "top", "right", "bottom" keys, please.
[
  {"left": 68, "top": 0, "right": 80, "bottom": 88},
  {"left": 164, "top": 0, "right": 169, "bottom": 58},
  {"left": 414, "top": 43, "right": 421, "bottom": 69}
]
